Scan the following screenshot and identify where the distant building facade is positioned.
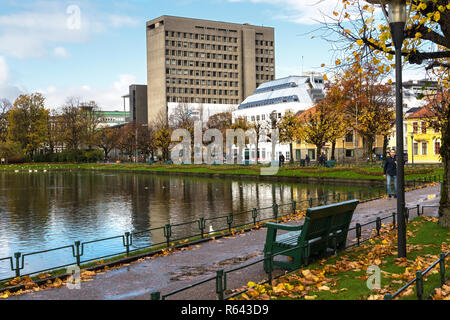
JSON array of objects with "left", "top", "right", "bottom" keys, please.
[
  {"left": 232, "top": 74, "right": 325, "bottom": 163},
  {"left": 406, "top": 106, "right": 441, "bottom": 164},
  {"left": 129, "top": 85, "right": 148, "bottom": 125},
  {"left": 146, "top": 15, "right": 275, "bottom": 124},
  {"left": 97, "top": 111, "right": 130, "bottom": 128}
]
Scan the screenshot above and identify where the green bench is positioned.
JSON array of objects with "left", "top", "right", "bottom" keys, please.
[{"left": 263, "top": 199, "right": 359, "bottom": 271}]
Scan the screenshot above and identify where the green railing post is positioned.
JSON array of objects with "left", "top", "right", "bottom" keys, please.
[
  {"left": 416, "top": 204, "right": 420, "bottom": 216},
  {"left": 252, "top": 208, "right": 258, "bottom": 227},
  {"left": 292, "top": 201, "right": 297, "bottom": 214},
  {"left": 405, "top": 208, "right": 410, "bottom": 224},
  {"left": 216, "top": 269, "right": 225, "bottom": 300},
  {"left": 376, "top": 217, "right": 382, "bottom": 236},
  {"left": 13, "top": 252, "right": 22, "bottom": 278},
  {"left": 164, "top": 224, "right": 172, "bottom": 248},
  {"left": 124, "top": 232, "right": 131, "bottom": 256},
  {"left": 356, "top": 223, "right": 361, "bottom": 246},
  {"left": 384, "top": 293, "right": 393, "bottom": 300},
  {"left": 416, "top": 271, "right": 423, "bottom": 300},
  {"left": 439, "top": 253, "right": 446, "bottom": 286},
  {"left": 198, "top": 218, "right": 206, "bottom": 238},
  {"left": 74, "top": 241, "right": 82, "bottom": 266},
  {"left": 227, "top": 213, "right": 234, "bottom": 233},
  {"left": 151, "top": 292, "right": 161, "bottom": 300},
  {"left": 273, "top": 203, "right": 279, "bottom": 222},
  {"left": 264, "top": 251, "right": 273, "bottom": 284}
]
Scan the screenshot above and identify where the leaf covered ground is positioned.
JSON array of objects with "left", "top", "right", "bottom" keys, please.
[{"left": 232, "top": 216, "right": 450, "bottom": 300}]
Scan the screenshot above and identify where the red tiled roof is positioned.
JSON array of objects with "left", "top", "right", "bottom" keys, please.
[{"left": 407, "top": 105, "right": 436, "bottom": 119}]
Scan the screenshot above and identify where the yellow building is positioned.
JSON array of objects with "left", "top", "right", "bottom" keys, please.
[
  {"left": 293, "top": 106, "right": 385, "bottom": 163},
  {"left": 406, "top": 106, "right": 441, "bottom": 164}
]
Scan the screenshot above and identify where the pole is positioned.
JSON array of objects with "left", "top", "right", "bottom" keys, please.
[
  {"left": 391, "top": 21, "right": 407, "bottom": 258},
  {"left": 411, "top": 135, "right": 414, "bottom": 165}
]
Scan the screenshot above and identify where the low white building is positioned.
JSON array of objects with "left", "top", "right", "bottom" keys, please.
[
  {"left": 168, "top": 102, "right": 237, "bottom": 126},
  {"left": 232, "top": 74, "right": 325, "bottom": 163}
]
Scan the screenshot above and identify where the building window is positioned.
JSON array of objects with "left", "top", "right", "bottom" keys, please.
[
  {"left": 346, "top": 150, "right": 355, "bottom": 157},
  {"left": 412, "top": 122, "right": 418, "bottom": 134},
  {"left": 422, "top": 142, "right": 428, "bottom": 155},
  {"left": 345, "top": 132, "right": 354, "bottom": 143},
  {"left": 413, "top": 142, "right": 419, "bottom": 156},
  {"left": 421, "top": 122, "right": 427, "bottom": 134},
  {"left": 434, "top": 140, "right": 440, "bottom": 155}
]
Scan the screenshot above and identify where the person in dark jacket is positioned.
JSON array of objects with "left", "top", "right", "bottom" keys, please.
[{"left": 384, "top": 149, "right": 398, "bottom": 198}]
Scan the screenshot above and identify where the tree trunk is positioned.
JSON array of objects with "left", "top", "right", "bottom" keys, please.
[
  {"left": 331, "top": 140, "right": 336, "bottom": 161},
  {"left": 383, "top": 135, "right": 389, "bottom": 161},
  {"left": 439, "top": 156, "right": 450, "bottom": 228},
  {"left": 289, "top": 142, "right": 294, "bottom": 164},
  {"left": 316, "top": 145, "right": 322, "bottom": 166},
  {"left": 366, "top": 137, "right": 374, "bottom": 163}
]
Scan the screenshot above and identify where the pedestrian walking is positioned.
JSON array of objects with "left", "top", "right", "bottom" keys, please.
[
  {"left": 384, "top": 149, "right": 398, "bottom": 198},
  {"left": 305, "top": 154, "right": 311, "bottom": 167}
]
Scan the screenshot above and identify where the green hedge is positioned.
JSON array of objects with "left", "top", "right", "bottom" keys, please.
[{"left": 32, "top": 150, "right": 104, "bottom": 163}]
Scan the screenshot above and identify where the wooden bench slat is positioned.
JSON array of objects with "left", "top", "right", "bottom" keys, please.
[{"left": 263, "top": 200, "right": 359, "bottom": 272}]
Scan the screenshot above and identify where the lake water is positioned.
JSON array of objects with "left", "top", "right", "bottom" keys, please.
[{"left": 0, "top": 171, "right": 380, "bottom": 280}]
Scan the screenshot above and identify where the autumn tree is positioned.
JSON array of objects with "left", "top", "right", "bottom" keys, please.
[
  {"left": 424, "top": 88, "right": 449, "bottom": 226},
  {"left": 341, "top": 64, "right": 395, "bottom": 161},
  {"left": 117, "top": 122, "right": 137, "bottom": 161},
  {"left": 95, "top": 127, "right": 119, "bottom": 160},
  {"left": 206, "top": 112, "right": 232, "bottom": 146},
  {"left": 321, "top": 80, "right": 350, "bottom": 160},
  {"left": 46, "top": 109, "right": 63, "bottom": 154},
  {"left": 137, "top": 125, "right": 155, "bottom": 160},
  {"left": 0, "top": 98, "right": 12, "bottom": 143},
  {"left": 8, "top": 93, "right": 49, "bottom": 156},
  {"left": 152, "top": 110, "right": 172, "bottom": 162},
  {"left": 299, "top": 103, "right": 333, "bottom": 160},
  {"left": 59, "top": 98, "right": 87, "bottom": 151},
  {"left": 319, "top": 0, "right": 449, "bottom": 225},
  {"left": 278, "top": 110, "right": 303, "bottom": 164},
  {"left": 81, "top": 102, "right": 104, "bottom": 150}
]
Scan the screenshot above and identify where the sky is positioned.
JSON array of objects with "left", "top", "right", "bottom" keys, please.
[{"left": 0, "top": 0, "right": 429, "bottom": 111}]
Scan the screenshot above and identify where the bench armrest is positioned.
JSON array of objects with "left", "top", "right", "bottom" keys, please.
[{"left": 265, "top": 222, "right": 303, "bottom": 232}]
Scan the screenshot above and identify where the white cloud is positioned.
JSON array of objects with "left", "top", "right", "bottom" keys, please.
[
  {"left": 36, "top": 74, "right": 137, "bottom": 111},
  {"left": 53, "top": 47, "right": 68, "bottom": 58},
  {"left": 228, "top": 0, "right": 344, "bottom": 24},
  {"left": 0, "top": 56, "right": 24, "bottom": 102},
  {"left": 0, "top": 2, "right": 140, "bottom": 59}
]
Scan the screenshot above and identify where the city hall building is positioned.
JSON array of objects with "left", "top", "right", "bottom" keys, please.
[{"left": 146, "top": 15, "right": 275, "bottom": 125}]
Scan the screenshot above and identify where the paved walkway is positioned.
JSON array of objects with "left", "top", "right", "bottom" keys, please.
[{"left": 8, "top": 184, "right": 441, "bottom": 300}]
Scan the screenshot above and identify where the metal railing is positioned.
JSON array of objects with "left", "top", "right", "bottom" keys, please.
[
  {"left": 150, "top": 199, "right": 442, "bottom": 300},
  {"left": 384, "top": 251, "right": 449, "bottom": 300},
  {"left": 1, "top": 181, "right": 406, "bottom": 284},
  {"left": 0, "top": 176, "right": 440, "bottom": 290}
]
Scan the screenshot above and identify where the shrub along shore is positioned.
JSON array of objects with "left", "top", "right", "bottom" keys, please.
[{"left": 0, "top": 162, "right": 443, "bottom": 185}]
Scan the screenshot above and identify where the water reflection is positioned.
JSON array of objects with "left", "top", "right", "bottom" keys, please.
[{"left": 0, "top": 171, "right": 376, "bottom": 279}]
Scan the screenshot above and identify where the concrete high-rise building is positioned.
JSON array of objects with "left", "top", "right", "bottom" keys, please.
[
  {"left": 146, "top": 15, "right": 275, "bottom": 124},
  {"left": 129, "top": 84, "right": 148, "bottom": 125}
]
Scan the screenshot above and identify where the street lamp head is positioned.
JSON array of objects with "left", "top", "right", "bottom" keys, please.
[
  {"left": 366, "top": 0, "right": 408, "bottom": 24},
  {"left": 387, "top": 0, "right": 408, "bottom": 23}
]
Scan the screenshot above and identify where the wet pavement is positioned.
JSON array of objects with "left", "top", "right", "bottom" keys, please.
[{"left": 7, "top": 184, "right": 441, "bottom": 300}]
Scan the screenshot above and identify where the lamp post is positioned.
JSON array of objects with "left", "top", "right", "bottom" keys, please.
[
  {"left": 368, "top": 0, "right": 409, "bottom": 258},
  {"left": 342, "top": 137, "right": 346, "bottom": 166}
]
